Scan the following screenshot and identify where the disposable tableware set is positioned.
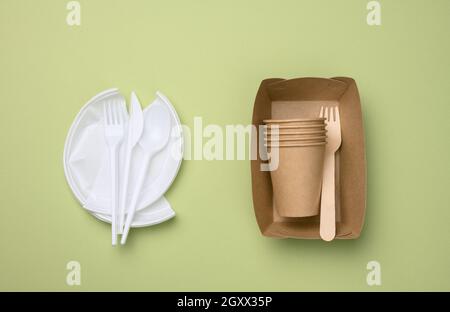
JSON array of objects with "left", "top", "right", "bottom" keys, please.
[
  {"left": 64, "top": 77, "right": 365, "bottom": 244},
  {"left": 64, "top": 89, "right": 183, "bottom": 245}
]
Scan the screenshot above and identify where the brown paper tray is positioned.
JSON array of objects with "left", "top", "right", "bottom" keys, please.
[{"left": 251, "top": 77, "right": 366, "bottom": 239}]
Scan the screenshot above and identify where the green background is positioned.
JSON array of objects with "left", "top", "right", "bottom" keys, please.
[{"left": 1, "top": 0, "right": 449, "bottom": 291}]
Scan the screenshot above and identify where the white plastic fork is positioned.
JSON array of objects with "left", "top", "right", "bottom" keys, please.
[
  {"left": 319, "top": 106, "right": 342, "bottom": 241},
  {"left": 103, "top": 99, "right": 127, "bottom": 246}
]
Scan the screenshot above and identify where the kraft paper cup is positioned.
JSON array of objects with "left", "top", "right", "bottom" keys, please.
[
  {"left": 268, "top": 144, "right": 326, "bottom": 217},
  {"left": 265, "top": 136, "right": 327, "bottom": 143},
  {"left": 265, "top": 141, "right": 327, "bottom": 149},
  {"left": 263, "top": 118, "right": 326, "bottom": 125},
  {"left": 265, "top": 135, "right": 327, "bottom": 142},
  {"left": 264, "top": 124, "right": 326, "bottom": 131},
  {"left": 265, "top": 129, "right": 327, "bottom": 137},
  {"left": 265, "top": 130, "right": 327, "bottom": 136},
  {"left": 265, "top": 131, "right": 327, "bottom": 139},
  {"left": 265, "top": 122, "right": 325, "bottom": 128},
  {"left": 264, "top": 133, "right": 328, "bottom": 144}
]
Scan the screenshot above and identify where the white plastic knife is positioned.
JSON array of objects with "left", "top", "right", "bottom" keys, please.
[{"left": 118, "top": 91, "right": 144, "bottom": 233}]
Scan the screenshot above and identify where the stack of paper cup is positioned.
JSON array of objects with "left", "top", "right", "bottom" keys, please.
[{"left": 264, "top": 118, "right": 327, "bottom": 217}]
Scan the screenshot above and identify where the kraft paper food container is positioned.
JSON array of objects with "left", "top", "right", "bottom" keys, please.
[
  {"left": 251, "top": 77, "right": 366, "bottom": 239},
  {"left": 269, "top": 144, "right": 325, "bottom": 217}
]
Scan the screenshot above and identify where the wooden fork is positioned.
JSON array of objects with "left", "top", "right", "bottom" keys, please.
[{"left": 319, "top": 106, "right": 342, "bottom": 241}]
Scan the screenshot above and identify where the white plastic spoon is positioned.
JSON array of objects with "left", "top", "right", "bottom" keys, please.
[{"left": 121, "top": 104, "right": 172, "bottom": 244}]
